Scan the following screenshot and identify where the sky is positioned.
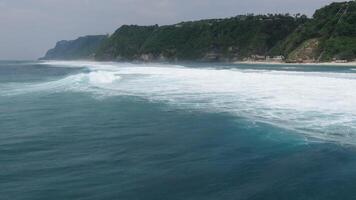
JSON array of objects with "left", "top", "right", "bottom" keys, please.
[{"left": 0, "top": 0, "right": 346, "bottom": 60}]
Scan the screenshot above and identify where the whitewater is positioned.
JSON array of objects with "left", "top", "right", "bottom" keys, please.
[{"left": 2, "top": 61, "right": 356, "bottom": 144}]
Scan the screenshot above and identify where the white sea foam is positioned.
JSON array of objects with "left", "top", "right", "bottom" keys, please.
[
  {"left": 4, "top": 61, "right": 356, "bottom": 144},
  {"left": 281, "top": 66, "right": 297, "bottom": 70},
  {"left": 88, "top": 71, "right": 121, "bottom": 84}
]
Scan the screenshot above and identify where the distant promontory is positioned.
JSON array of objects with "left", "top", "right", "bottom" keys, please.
[{"left": 40, "top": 35, "right": 108, "bottom": 60}]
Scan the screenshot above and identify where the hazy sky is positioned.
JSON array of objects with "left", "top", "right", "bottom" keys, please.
[{"left": 0, "top": 0, "right": 345, "bottom": 60}]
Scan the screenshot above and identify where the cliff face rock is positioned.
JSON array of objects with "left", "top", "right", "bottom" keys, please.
[
  {"left": 287, "top": 38, "right": 321, "bottom": 62},
  {"left": 40, "top": 35, "right": 108, "bottom": 60}
]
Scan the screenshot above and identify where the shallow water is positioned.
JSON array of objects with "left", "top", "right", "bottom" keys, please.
[{"left": 1, "top": 61, "right": 356, "bottom": 199}]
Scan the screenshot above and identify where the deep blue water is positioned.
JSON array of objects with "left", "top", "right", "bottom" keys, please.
[{"left": 1, "top": 61, "right": 356, "bottom": 200}]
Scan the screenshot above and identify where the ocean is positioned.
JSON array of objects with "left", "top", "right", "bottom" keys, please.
[{"left": 1, "top": 60, "right": 356, "bottom": 200}]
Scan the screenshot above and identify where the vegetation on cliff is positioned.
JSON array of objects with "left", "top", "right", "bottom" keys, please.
[{"left": 95, "top": 14, "right": 308, "bottom": 61}]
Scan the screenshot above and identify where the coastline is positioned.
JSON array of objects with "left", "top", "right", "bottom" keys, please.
[
  {"left": 234, "top": 61, "right": 356, "bottom": 67},
  {"left": 40, "top": 59, "right": 356, "bottom": 68}
]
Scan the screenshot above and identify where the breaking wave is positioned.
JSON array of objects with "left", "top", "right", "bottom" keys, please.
[{"left": 3, "top": 61, "right": 356, "bottom": 144}]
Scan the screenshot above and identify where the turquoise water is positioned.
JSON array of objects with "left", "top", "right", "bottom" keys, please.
[{"left": 1, "top": 61, "right": 356, "bottom": 199}]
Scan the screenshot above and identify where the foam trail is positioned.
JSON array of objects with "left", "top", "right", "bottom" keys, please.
[{"left": 5, "top": 61, "right": 356, "bottom": 144}]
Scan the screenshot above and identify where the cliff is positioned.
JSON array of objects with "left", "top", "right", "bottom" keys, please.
[
  {"left": 95, "top": 15, "right": 307, "bottom": 62},
  {"left": 42, "top": 1, "right": 356, "bottom": 63}
]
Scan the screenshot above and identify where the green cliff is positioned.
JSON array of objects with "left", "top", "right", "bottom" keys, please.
[
  {"left": 95, "top": 15, "right": 307, "bottom": 61},
  {"left": 42, "top": 1, "right": 356, "bottom": 63}
]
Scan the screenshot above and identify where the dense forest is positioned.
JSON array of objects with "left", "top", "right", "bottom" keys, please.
[
  {"left": 95, "top": 14, "right": 307, "bottom": 61},
  {"left": 42, "top": 1, "right": 356, "bottom": 63}
]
